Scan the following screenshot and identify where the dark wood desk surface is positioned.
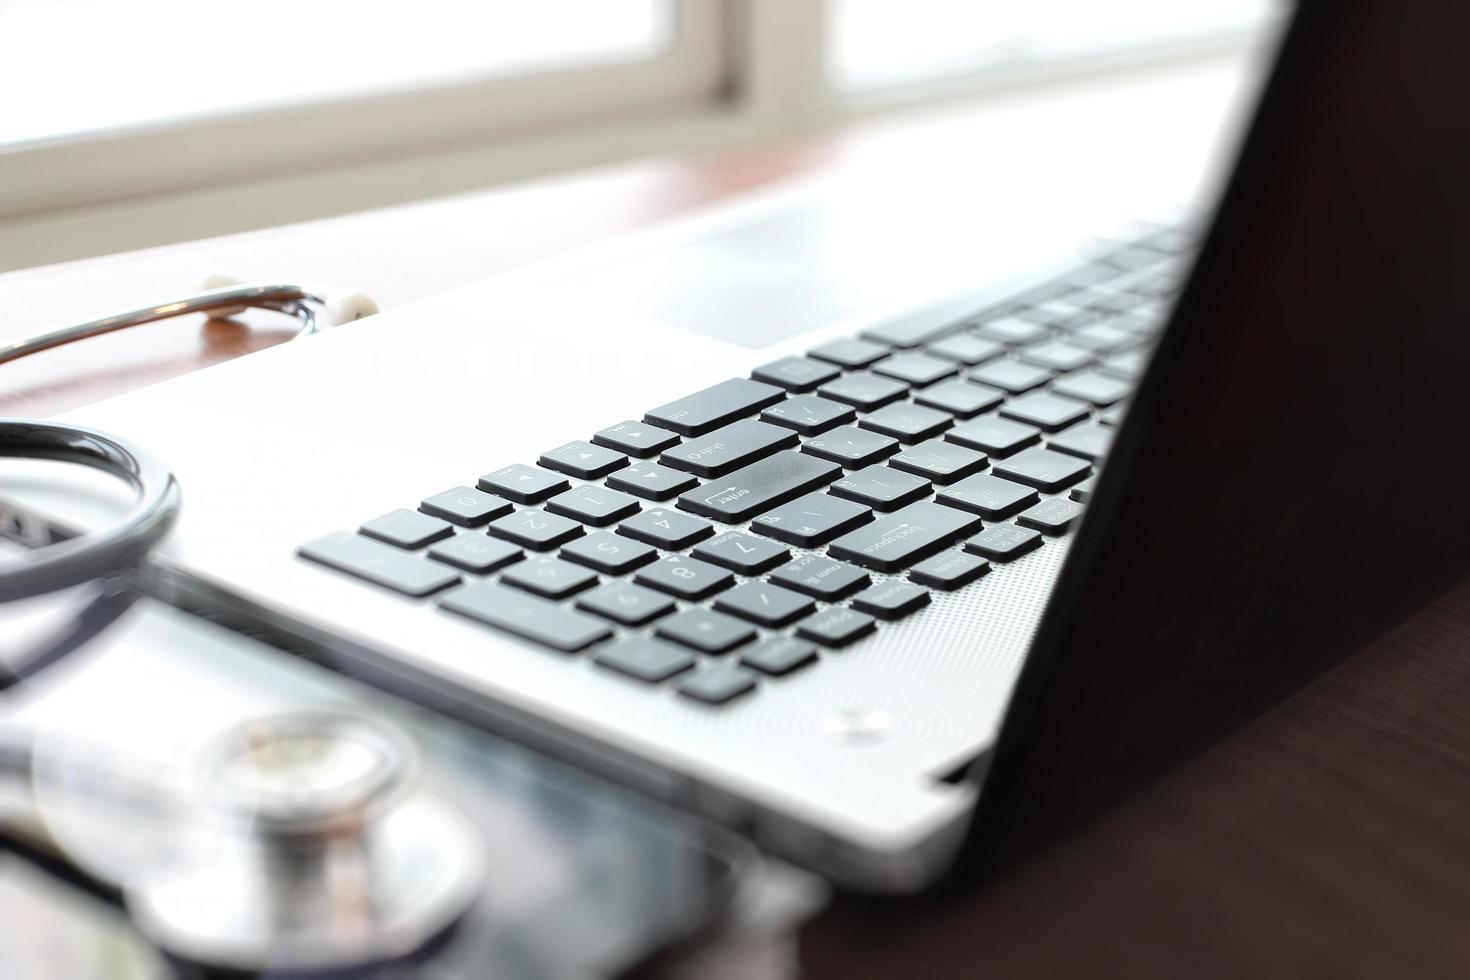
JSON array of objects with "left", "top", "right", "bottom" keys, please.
[{"left": 3, "top": 69, "right": 1467, "bottom": 980}]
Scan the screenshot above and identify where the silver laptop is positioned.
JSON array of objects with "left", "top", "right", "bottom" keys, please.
[{"left": 36, "top": 60, "right": 1248, "bottom": 891}]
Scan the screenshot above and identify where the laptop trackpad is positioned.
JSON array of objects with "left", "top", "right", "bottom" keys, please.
[{"left": 545, "top": 205, "right": 877, "bottom": 349}]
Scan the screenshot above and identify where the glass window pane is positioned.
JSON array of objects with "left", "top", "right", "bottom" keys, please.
[
  {"left": 0, "top": 0, "right": 669, "bottom": 147},
  {"left": 834, "top": 0, "right": 1278, "bottom": 92}
]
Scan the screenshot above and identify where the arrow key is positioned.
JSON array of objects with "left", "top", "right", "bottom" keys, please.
[
  {"left": 539, "top": 440, "right": 629, "bottom": 479},
  {"left": 478, "top": 464, "right": 569, "bottom": 504},
  {"left": 592, "top": 420, "right": 682, "bottom": 458},
  {"left": 605, "top": 462, "right": 699, "bottom": 501}
]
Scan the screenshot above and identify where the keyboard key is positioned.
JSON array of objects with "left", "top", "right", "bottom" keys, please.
[
  {"left": 964, "top": 523, "right": 1042, "bottom": 562},
  {"left": 998, "top": 392, "right": 1091, "bottom": 432},
  {"left": 677, "top": 451, "right": 841, "bottom": 523},
  {"left": 1024, "top": 298, "right": 1094, "bottom": 328},
  {"left": 926, "top": 334, "right": 1004, "bottom": 365},
  {"left": 693, "top": 532, "right": 790, "bottom": 574},
  {"left": 818, "top": 371, "right": 909, "bottom": 411},
  {"left": 909, "top": 550, "right": 990, "bottom": 590},
  {"left": 560, "top": 531, "right": 658, "bottom": 574},
  {"left": 595, "top": 637, "right": 695, "bottom": 683},
  {"left": 802, "top": 425, "right": 900, "bottom": 467},
  {"left": 968, "top": 358, "right": 1052, "bottom": 394},
  {"left": 645, "top": 378, "right": 784, "bottom": 436},
  {"left": 858, "top": 402, "right": 953, "bottom": 443},
  {"left": 634, "top": 554, "right": 734, "bottom": 600},
  {"left": 851, "top": 581, "right": 930, "bottom": 620},
  {"left": 1048, "top": 423, "right": 1113, "bottom": 462},
  {"left": 618, "top": 507, "right": 714, "bottom": 549},
  {"left": 1099, "top": 403, "right": 1128, "bottom": 426},
  {"left": 419, "top": 486, "right": 513, "bottom": 527},
  {"left": 1069, "top": 476, "right": 1097, "bottom": 503},
  {"left": 1064, "top": 262, "right": 1125, "bottom": 288},
  {"left": 487, "top": 509, "right": 584, "bottom": 550},
  {"left": 360, "top": 509, "right": 453, "bottom": 549},
  {"left": 544, "top": 484, "right": 641, "bottom": 526},
  {"left": 678, "top": 665, "right": 759, "bottom": 705},
  {"left": 752, "top": 492, "right": 873, "bottom": 547},
  {"left": 972, "top": 316, "right": 1050, "bottom": 345},
  {"left": 740, "top": 636, "right": 819, "bottom": 676},
  {"left": 656, "top": 607, "right": 756, "bottom": 653},
  {"left": 889, "top": 439, "right": 987, "bottom": 484},
  {"left": 760, "top": 395, "right": 857, "bottom": 436},
  {"left": 660, "top": 419, "right": 797, "bottom": 477},
  {"left": 861, "top": 290, "right": 993, "bottom": 347},
  {"left": 1052, "top": 369, "right": 1133, "bottom": 406},
  {"left": 946, "top": 416, "right": 1041, "bottom": 457},
  {"left": 1018, "top": 497, "right": 1085, "bottom": 535},
  {"left": 796, "top": 607, "right": 876, "bottom": 648},
  {"left": 713, "top": 581, "right": 815, "bottom": 628},
  {"left": 830, "top": 465, "right": 932, "bottom": 511},
  {"left": 605, "top": 462, "right": 699, "bottom": 501},
  {"left": 543, "top": 443, "right": 629, "bottom": 481},
  {"left": 501, "top": 556, "right": 599, "bottom": 599},
  {"left": 1018, "top": 340, "right": 1094, "bottom": 373},
  {"left": 872, "top": 353, "right": 958, "bottom": 387},
  {"left": 539, "top": 440, "right": 629, "bottom": 479},
  {"left": 440, "top": 581, "right": 611, "bottom": 652},
  {"left": 827, "top": 500, "right": 983, "bottom": 572},
  {"left": 913, "top": 379, "right": 1005, "bottom": 418},
  {"left": 991, "top": 446, "right": 1091, "bottom": 491},
  {"left": 770, "top": 555, "right": 870, "bottom": 601},
  {"left": 936, "top": 473, "right": 1039, "bottom": 519},
  {"left": 592, "top": 421, "right": 681, "bottom": 458},
  {"left": 1098, "top": 349, "right": 1148, "bottom": 381},
  {"left": 752, "top": 356, "right": 841, "bottom": 392},
  {"left": 300, "top": 532, "right": 460, "bottom": 597},
  {"left": 1067, "top": 322, "right": 1138, "bottom": 352},
  {"left": 808, "top": 337, "right": 891, "bottom": 369},
  {"left": 427, "top": 533, "right": 523, "bottom": 574},
  {"left": 478, "top": 464, "right": 569, "bottom": 504},
  {"left": 575, "top": 581, "right": 676, "bottom": 626}
]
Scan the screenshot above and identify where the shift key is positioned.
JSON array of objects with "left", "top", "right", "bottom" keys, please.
[
  {"left": 678, "top": 451, "right": 840, "bottom": 523},
  {"left": 827, "top": 501, "right": 983, "bottom": 572}
]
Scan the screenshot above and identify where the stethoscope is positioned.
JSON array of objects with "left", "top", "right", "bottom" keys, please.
[{"left": 0, "top": 283, "right": 487, "bottom": 975}]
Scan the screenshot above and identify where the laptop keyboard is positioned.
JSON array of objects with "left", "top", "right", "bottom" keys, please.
[{"left": 299, "top": 227, "right": 1189, "bottom": 705}]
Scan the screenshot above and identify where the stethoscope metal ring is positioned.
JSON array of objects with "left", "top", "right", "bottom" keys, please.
[{"left": 0, "top": 419, "right": 180, "bottom": 602}]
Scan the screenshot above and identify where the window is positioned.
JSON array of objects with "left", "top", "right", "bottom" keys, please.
[
  {"left": 1, "top": 0, "right": 1279, "bottom": 269},
  {"left": 1, "top": 0, "right": 725, "bottom": 218},
  {"left": 833, "top": 0, "right": 1277, "bottom": 94},
  {"left": 1, "top": 0, "right": 673, "bottom": 147}
]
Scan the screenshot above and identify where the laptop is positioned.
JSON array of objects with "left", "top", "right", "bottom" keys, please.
[{"left": 32, "top": 3, "right": 1470, "bottom": 892}]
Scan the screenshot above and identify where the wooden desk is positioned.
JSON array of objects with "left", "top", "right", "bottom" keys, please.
[{"left": 3, "top": 61, "right": 1466, "bottom": 980}]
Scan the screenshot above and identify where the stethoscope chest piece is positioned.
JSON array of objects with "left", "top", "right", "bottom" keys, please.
[{"left": 123, "top": 711, "right": 485, "bottom": 975}]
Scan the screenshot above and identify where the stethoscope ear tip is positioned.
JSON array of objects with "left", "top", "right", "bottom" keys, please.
[{"left": 328, "top": 291, "right": 379, "bottom": 324}]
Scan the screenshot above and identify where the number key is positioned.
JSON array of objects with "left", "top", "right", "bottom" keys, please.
[
  {"left": 419, "top": 486, "right": 513, "bottom": 527},
  {"left": 544, "top": 484, "right": 641, "bottom": 526},
  {"left": 692, "top": 532, "right": 790, "bottom": 574},
  {"left": 575, "top": 581, "right": 676, "bottom": 626},
  {"left": 487, "top": 509, "right": 584, "bottom": 550},
  {"left": 634, "top": 554, "right": 735, "bottom": 600},
  {"left": 500, "top": 557, "right": 599, "bottom": 599},
  {"left": 618, "top": 507, "right": 714, "bottom": 549},
  {"left": 559, "top": 530, "right": 658, "bottom": 574}
]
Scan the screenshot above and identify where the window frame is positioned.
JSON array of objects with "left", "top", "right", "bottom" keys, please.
[{"left": 0, "top": 0, "right": 732, "bottom": 220}]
